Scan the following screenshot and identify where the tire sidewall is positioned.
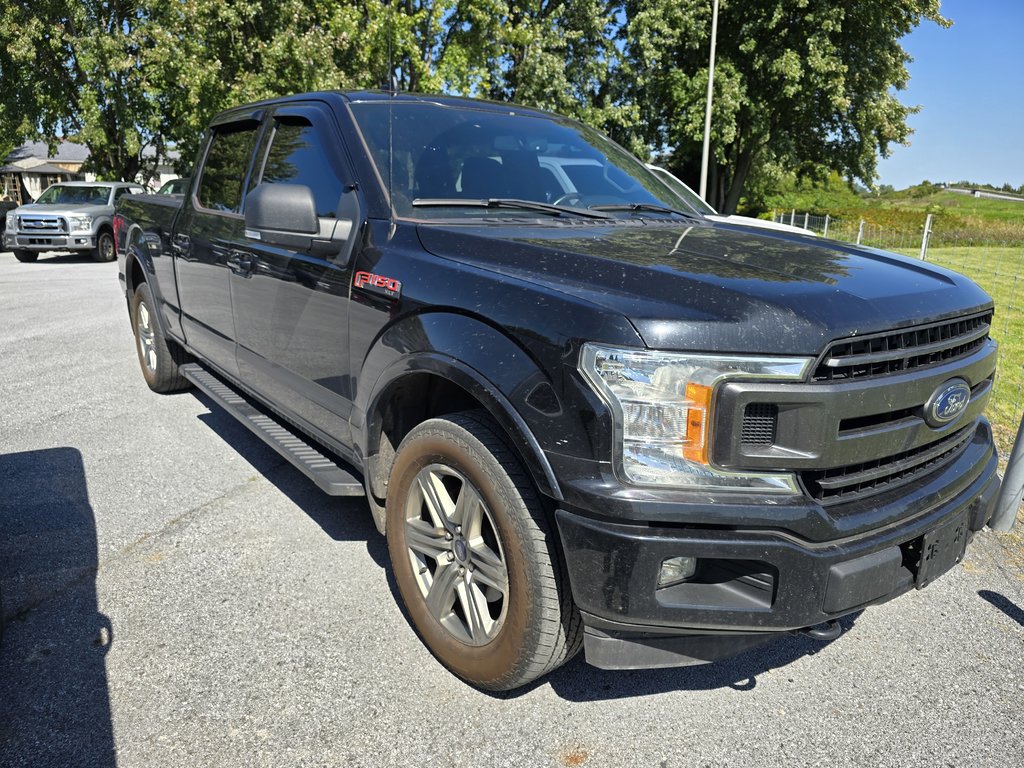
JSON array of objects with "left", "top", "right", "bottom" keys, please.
[
  {"left": 94, "top": 231, "right": 115, "bottom": 262},
  {"left": 386, "top": 426, "right": 537, "bottom": 687},
  {"left": 130, "top": 283, "right": 160, "bottom": 388}
]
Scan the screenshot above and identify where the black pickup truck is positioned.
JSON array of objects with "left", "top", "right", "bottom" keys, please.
[{"left": 116, "top": 91, "right": 1003, "bottom": 690}]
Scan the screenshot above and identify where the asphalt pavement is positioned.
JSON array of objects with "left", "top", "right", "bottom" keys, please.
[{"left": 1, "top": 250, "right": 1022, "bottom": 768}]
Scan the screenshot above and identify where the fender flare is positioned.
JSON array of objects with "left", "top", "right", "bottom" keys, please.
[
  {"left": 356, "top": 313, "right": 563, "bottom": 502},
  {"left": 123, "top": 226, "right": 174, "bottom": 338}
]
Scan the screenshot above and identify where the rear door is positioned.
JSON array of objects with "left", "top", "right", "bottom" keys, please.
[
  {"left": 228, "top": 102, "right": 362, "bottom": 447},
  {"left": 173, "top": 116, "right": 262, "bottom": 377}
]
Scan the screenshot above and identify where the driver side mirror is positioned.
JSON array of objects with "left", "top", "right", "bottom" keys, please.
[
  {"left": 244, "top": 182, "right": 357, "bottom": 262},
  {"left": 244, "top": 183, "right": 318, "bottom": 246}
]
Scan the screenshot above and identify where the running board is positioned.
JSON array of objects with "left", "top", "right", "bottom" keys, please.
[{"left": 180, "top": 363, "right": 365, "bottom": 497}]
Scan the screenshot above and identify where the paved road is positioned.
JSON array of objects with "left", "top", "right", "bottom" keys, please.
[{"left": 1, "top": 250, "right": 1022, "bottom": 768}]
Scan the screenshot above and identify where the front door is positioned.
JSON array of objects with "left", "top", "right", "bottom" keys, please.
[{"left": 228, "top": 103, "right": 361, "bottom": 449}]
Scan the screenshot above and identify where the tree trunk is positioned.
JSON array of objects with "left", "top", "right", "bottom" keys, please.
[{"left": 721, "top": 144, "right": 756, "bottom": 214}]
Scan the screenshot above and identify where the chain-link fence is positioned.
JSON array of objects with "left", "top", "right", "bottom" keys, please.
[{"left": 774, "top": 210, "right": 1024, "bottom": 458}]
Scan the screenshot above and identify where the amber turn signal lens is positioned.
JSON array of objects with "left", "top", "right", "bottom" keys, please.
[{"left": 682, "top": 382, "right": 711, "bottom": 464}]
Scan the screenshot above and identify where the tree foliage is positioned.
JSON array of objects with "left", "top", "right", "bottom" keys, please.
[
  {"left": 626, "top": 0, "right": 949, "bottom": 212},
  {"left": 1, "top": 0, "right": 944, "bottom": 204}
]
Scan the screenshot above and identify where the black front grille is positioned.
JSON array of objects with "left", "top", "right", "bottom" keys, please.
[
  {"left": 801, "top": 425, "right": 975, "bottom": 505},
  {"left": 741, "top": 403, "right": 778, "bottom": 445},
  {"left": 813, "top": 313, "right": 992, "bottom": 382}
]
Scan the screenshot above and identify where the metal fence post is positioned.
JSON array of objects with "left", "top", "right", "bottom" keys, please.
[
  {"left": 990, "top": 412, "right": 1024, "bottom": 531},
  {"left": 790, "top": 209, "right": 796, "bottom": 226},
  {"left": 856, "top": 219, "right": 865, "bottom": 245},
  {"left": 823, "top": 214, "right": 830, "bottom": 238},
  {"left": 803, "top": 212, "right": 809, "bottom": 230},
  {"left": 919, "top": 213, "right": 933, "bottom": 260}
]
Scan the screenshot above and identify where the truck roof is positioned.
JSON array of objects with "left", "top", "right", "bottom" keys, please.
[
  {"left": 49, "top": 180, "right": 140, "bottom": 188},
  {"left": 211, "top": 90, "right": 558, "bottom": 124}
]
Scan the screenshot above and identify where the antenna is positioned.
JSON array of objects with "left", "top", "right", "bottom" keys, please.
[{"left": 387, "top": 0, "right": 395, "bottom": 230}]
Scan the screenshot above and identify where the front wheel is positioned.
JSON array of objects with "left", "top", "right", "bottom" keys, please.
[
  {"left": 92, "top": 230, "right": 115, "bottom": 262},
  {"left": 386, "top": 411, "right": 581, "bottom": 690},
  {"left": 13, "top": 250, "right": 37, "bottom": 263},
  {"left": 131, "top": 282, "right": 190, "bottom": 393}
]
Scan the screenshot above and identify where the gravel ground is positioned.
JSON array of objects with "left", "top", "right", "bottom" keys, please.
[{"left": 1, "top": 250, "right": 1022, "bottom": 768}]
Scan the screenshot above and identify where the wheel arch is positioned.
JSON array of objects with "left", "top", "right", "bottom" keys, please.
[{"left": 357, "top": 313, "right": 564, "bottom": 513}]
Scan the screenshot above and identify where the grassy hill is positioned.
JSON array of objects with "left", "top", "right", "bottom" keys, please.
[{"left": 763, "top": 176, "right": 1024, "bottom": 241}]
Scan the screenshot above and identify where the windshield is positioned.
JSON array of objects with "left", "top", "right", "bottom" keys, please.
[
  {"left": 158, "top": 178, "right": 188, "bottom": 195},
  {"left": 647, "top": 167, "right": 717, "bottom": 216},
  {"left": 349, "top": 101, "right": 706, "bottom": 220},
  {"left": 35, "top": 185, "right": 111, "bottom": 206}
]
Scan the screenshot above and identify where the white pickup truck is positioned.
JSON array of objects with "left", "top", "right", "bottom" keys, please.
[{"left": 3, "top": 180, "right": 144, "bottom": 262}]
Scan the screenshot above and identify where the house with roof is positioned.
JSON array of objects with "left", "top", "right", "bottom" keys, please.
[
  {"left": 0, "top": 141, "right": 89, "bottom": 204},
  {"left": 0, "top": 140, "right": 178, "bottom": 204}
]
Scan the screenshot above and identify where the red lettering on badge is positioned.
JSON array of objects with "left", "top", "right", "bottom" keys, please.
[{"left": 354, "top": 270, "right": 402, "bottom": 299}]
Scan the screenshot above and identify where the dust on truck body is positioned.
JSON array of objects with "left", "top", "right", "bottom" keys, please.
[{"left": 114, "top": 90, "right": 1007, "bottom": 690}]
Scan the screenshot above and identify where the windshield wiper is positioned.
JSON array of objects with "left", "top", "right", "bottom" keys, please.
[
  {"left": 590, "top": 203, "right": 701, "bottom": 219},
  {"left": 412, "top": 197, "right": 613, "bottom": 220}
]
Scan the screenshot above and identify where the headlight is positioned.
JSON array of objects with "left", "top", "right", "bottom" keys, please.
[
  {"left": 4, "top": 213, "right": 14, "bottom": 231},
  {"left": 579, "top": 344, "right": 812, "bottom": 492},
  {"left": 69, "top": 216, "right": 92, "bottom": 232}
]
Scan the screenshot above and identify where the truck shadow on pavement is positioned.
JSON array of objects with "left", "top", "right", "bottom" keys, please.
[
  {"left": 15, "top": 253, "right": 114, "bottom": 265},
  {"left": 0, "top": 447, "right": 116, "bottom": 767},
  {"left": 194, "top": 397, "right": 387, "bottom": 568},
  {"left": 191, "top": 396, "right": 864, "bottom": 701},
  {"left": 535, "top": 611, "right": 861, "bottom": 702}
]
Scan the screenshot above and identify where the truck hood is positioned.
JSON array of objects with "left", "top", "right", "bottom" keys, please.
[
  {"left": 13, "top": 203, "right": 111, "bottom": 217},
  {"left": 416, "top": 220, "right": 993, "bottom": 355}
]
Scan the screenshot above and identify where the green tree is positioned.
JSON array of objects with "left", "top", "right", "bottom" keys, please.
[
  {"left": 625, "top": 0, "right": 948, "bottom": 213},
  {"left": 0, "top": 1, "right": 169, "bottom": 182},
  {"left": 481, "top": 1, "right": 638, "bottom": 148}
]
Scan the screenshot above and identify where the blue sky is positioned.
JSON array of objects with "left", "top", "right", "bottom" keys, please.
[{"left": 875, "top": 0, "right": 1024, "bottom": 189}]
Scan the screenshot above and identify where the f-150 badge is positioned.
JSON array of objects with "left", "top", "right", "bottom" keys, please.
[{"left": 354, "top": 270, "right": 402, "bottom": 300}]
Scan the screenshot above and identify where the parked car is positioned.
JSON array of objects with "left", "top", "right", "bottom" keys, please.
[
  {"left": 0, "top": 199, "right": 17, "bottom": 235},
  {"left": 156, "top": 177, "right": 190, "bottom": 196},
  {"left": 646, "top": 164, "right": 818, "bottom": 236},
  {"left": 3, "top": 181, "right": 144, "bottom": 262},
  {"left": 116, "top": 91, "right": 1003, "bottom": 690}
]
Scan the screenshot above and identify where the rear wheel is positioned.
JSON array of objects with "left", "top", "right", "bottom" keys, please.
[
  {"left": 13, "top": 250, "right": 37, "bottom": 263},
  {"left": 93, "top": 230, "right": 115, "bottom": 262},
  {"left": 386, "top": 411, "right": 581, "bottom": 690},
  {"left": 131, "top": 282, "right": 190, "bottom": 393}
]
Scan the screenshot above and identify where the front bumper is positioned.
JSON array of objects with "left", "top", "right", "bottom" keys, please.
[
  {"left": 4, "top": 232, "right": 97, "bottom": 252},
  {"left": 555, "top": 423, "right": 1000, "bottom": 670}
]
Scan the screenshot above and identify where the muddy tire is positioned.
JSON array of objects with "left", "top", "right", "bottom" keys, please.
[{"left": 386, "top": 411, "right": 582, "bottom": 690}]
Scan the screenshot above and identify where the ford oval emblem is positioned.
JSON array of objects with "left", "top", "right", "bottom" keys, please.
[{"left": 925, "top": 379, "right": 971, "bottom": 428}]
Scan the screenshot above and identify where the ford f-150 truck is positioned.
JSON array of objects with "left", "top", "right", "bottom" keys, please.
[
  {"left": 6, "top": 180, "right": 145, "bottom": 262},
  {"left": 115, "top": 91, "right": 1006, "bottom": 690}
]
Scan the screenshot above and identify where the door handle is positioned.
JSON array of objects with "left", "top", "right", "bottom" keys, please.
[
  {"left": 227, "top": 251, "right": 255, "bottom": 275},
  {"left": 171, "top": 233, "right": 190, "bottom": 253}
]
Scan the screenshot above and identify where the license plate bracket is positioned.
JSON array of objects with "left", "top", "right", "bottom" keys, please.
[{"left": 915, "top": 513, "right": 969, "bottom": 588}]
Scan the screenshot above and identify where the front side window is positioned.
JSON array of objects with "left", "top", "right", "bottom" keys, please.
[
  {"left": 255, "top": 117, "right": 346, "bottom": 218},
  {"left": 197, "top": 124, "right": 258, "bottom": 213}
]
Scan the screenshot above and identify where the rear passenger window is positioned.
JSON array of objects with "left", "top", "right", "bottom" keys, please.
[
  {"left": 198, "top": 124, "right": 258, "bottom": 213},
  {"left": 258, "top": 117, "right": 345, "bottom": 218}
]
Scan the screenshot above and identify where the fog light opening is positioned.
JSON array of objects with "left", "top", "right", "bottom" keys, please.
[{"left": 658, "top": 556, "right": 697, "bottom": 588}]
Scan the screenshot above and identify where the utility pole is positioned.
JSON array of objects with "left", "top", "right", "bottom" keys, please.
[{"left": 698, "top": 0, "right": 720, "bottom": 203}]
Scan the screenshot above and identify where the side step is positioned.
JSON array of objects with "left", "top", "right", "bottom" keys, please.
[{"left": 180, "top": 363, "right": 365, "bottom": 497}]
